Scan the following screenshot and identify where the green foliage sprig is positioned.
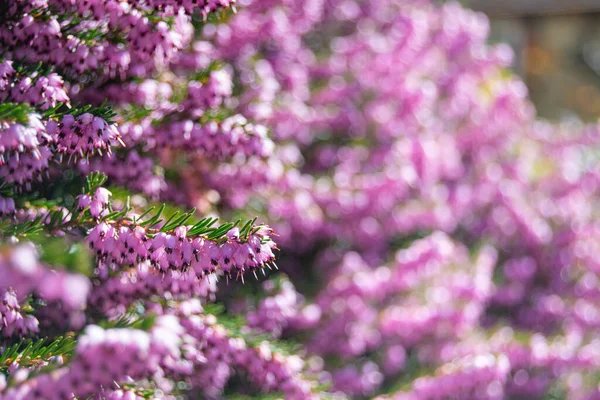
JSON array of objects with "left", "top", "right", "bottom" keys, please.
[{"left": 0, "top": 336, "right": 76, "bottom": 372}]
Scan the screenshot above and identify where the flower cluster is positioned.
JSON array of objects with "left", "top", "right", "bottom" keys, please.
[
  {"left": 134, "top": 115, "right": 274, "bottom": 160},
  {"left": 0, "top": 242, "right": 90, "bottom": 304},
  {"left": 377, "top": 353, "right": 511, "bottom": 400},
  {"left": 0, "top": 0, "right": 198, "bottom": 77},
  {"left": 87, "top": 222, "right": 277, "bottom": 279},
  {"left": 0, "top": 61, "right": 15, "bottom": 91},
  {"left": 0, "top": 195, "right": 16, "bottom": 217},
  {"left": 185, "top": 69, "right": 233, "bottom": 112},
  {"left": 89, "top": 262, "right": 217, "bottom": 316},
  {"left": 76, "top": 187, "right": 112, "bottom": 218},
  {"left": 1, "top": 300, "right": 323, "bottom": 399},
  {"left": 246, "top": 276, "right": 302, "bottom": 337},
  {"left": 10, "top": 73, "right": 70, "bottom": 110},
  {"left": 0, "top": 105, "right": 119, "bottom": 188},
  {"left": 0, "top": 288, "right": 38, "bottom": 338},
  {"left": 172, "top": 299, "right": 321, "bottom": 399},
  {"left": 0, "top": 111, "right": 52, "bottom": 188},
  {"left": 0, "top": 243, "right": 90, "bottom": 340},
  {"left": 0, "top": 325, "right": 164, "bottom": 399},
  {"left": 46, "top": 113, "right": 122, "bottom": 161},
  {"left": 129, "top": 0, "right": 236, "bottom": 18},
  {"left": 0, "top": 61, "right": 70, "bottom": 110}
]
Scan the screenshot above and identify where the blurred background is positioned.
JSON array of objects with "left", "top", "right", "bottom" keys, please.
[{"left": 466, "top": 0, "right": 600, "bottom": 121}]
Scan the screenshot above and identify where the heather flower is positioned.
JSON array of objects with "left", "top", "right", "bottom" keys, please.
[
  {"left": 89, "top": 261, "right": 218, "bottom": 316},
  {"left": 0, "top": 112, "right": 47, "bottom": 157},
  {"left": 247, "top": 276, "right": 302, "bottom": 337},
  {"left": 5, "top": 71, "right": 70, "bottom": 110},
  {"left": 376, "top": 354, "right": 511, "bottom": 400},
  {"left": 186, "top": 69, "right": 233, "bottom": 111},
  {"left": 87, "top": 187, "right": 112, "bottom": 218},
  {"left": 46, "top": 113, "right": 123, "bottom": 161},
  {"left": 0, "top": 196, "right": 16, "bottom": 217},
  {"left": 0, "top": 288, "right": 39, "bottom": 338},
  {"left": 146, "top": 115, "right": 273, "bottom": 160},
  {"left": 0, "top": 243, "right": 91, "bottom": 313},
  {"left": 0, "top": 60, "right": 15, "bottom": 91},
  {"left": 130, "top": 0, "right": 237, "bottom": 18},
  {"left": 0, "top": 111, "right": 53, "bottom": 189},
  {"left": 86, "top": 218, "right": 277, "bottom": 278}
]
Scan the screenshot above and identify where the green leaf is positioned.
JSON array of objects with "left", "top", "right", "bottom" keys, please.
[
  {"left": 159, "top": 211, "right": 180, "bottom": 232},
  {"left": 0, "top": 103, "right": 34, "bottom": 125},
  {"left": 133, "top": 206, "right": 155, "bottom": 225},
  {"left": 130, "top": 314, "right": 157, "bottom": 332},
  {"left": 206, "top": 222, "right": 235, "bottom": 240},
  {"left": 0, "top": 336, "right": 76, "bottom": 371},
  {"left": 140, "top": 203, "right": 166, "bottom": 227},
  {"left": 84, "top": 172, "right": 108, "bottom": 194}
]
